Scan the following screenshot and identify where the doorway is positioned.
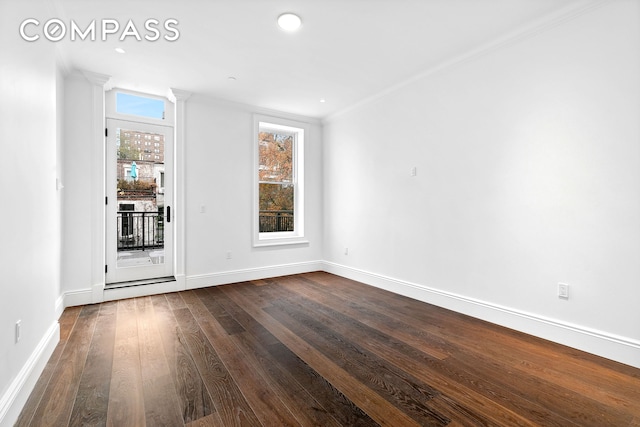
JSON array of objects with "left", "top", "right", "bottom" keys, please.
[{"left": 105, "top": 118, "right": 174, "bottom": 284}]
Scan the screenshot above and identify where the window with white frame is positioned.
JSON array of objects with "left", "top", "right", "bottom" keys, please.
[{"left": 254, "top": 116, "right": 306, "bottom": 246}]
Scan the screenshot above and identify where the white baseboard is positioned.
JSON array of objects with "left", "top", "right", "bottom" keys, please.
[
  {"left": 186, "top": 260, "right": 324, "bottom": 290},
  {"left": 0, "top": 321, "right": 59, "bottom": 427},
  {"left": 175, "top": 274, "right": 186, "bottom": 291},
  {"left": 61, "top": 262, "right": 323, "bottom": 307},
  {"left": 92, "top": 283, "right": 104, "bottom": 304},
  {"left": 103, "top": 279, "right": 182, "bottom": 301},
  {"left": 63, "top": 288, "right": 93, "bottom": 307},
  {"left": 55, "top": 294, "right": 65, "bottom": 319},
  {"left": 56, "top": 260, "right": 639, "bottom": 369},
  {"left": 62, "top": 274, "right": 184, "bottom": 307},
  {"left": 323, "top": 261, "right": 640, "bottom": 369}
]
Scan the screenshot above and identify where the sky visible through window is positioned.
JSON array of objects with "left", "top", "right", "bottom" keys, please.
[{"left": 116, "top": 92, "right": 165, "bottom": 119}]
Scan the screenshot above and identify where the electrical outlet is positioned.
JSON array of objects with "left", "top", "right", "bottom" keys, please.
[
  {"left": 558, "top": 283, "right": 569, "bottom": 299},
  {"left": 344, "top": 247, "right": 349, "bottom": 255},
  {"left": 226, "top": 251, "right": 232, "bottom": 260}
]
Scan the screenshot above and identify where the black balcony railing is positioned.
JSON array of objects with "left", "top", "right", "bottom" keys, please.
[
  {"left": 259, "top": 210, "right": 294, "bottom": 232},
  {"left": 117, "top": 211, "right": 164, "bottom": 251}
]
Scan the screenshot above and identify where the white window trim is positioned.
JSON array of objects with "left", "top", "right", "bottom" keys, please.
[{"left": 253, "top": 115, "right": 308, "bottom": 247}]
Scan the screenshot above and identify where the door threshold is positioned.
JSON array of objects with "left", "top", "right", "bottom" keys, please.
[{"left": 105, "top": 276, "right": 176, "bottom": 290}]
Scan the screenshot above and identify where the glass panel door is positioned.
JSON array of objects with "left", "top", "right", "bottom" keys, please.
[{"left": 106, "top": 119, "right": 173, "bottom": 283}]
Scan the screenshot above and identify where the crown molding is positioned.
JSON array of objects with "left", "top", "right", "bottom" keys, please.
[
  {"left": 168, "top": 88, "right": 192, "bottom": 103},
  {"left": 188, "top": 92, "right": 321, "bottom": 125},
  {"left": 324, "top": 0, "right": 611, "bottom": 123},
  {"left": 81, "top": 70, "right": 111, "bottom": 88}
]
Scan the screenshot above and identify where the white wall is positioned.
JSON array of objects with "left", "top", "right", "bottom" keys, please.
[
  {"left": 0, "top": 1, "right": 62, "bottom": 424},
  {"left": 60, "top": 88, "right": 324, "bottom": 297},
  {"left": 2, "top": 0, "right": 635, "bottom": 423},
  {"left": 323, "top": 1, "right": 640, "bottom": 365},
  {"left": 60, "top": 74, "right": 94, "bottom": 299},
  {"left": 184, "top": 96, "right": 324, "bottom": 287}
]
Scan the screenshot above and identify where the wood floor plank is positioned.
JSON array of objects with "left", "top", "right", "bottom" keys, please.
[
  {"left": 284, "top": 275, "right": 453, "bottom": 360},
  {"left": 221, "top": 283, "right": 424, "bottom": 427},
  {"left": 58, "top": 306, "right": 83, "bottom": 342},
  {"left": 106, "top": 299, "right": 146, "bottom": 427},
  {"left": 184, "top": 414, "right": 223, "bottom": 427},
  {"left": 429, "top": 313, "right": 640, "bottom": 411},
  {"left": 186, "top": 288, "right": 300, "bottom": 427},
  {"left": 270, "top": 279, "right": 583, "bottom": 426},
  {"left": 18, "top": 272, "right": 640, "bottom": 427},
  {"left": 27, "top": 304, "right": 100, "bottom": 426},
  {"left": 209, "top": 287, "right": 378, "bottom": 426},
  {"left": 310, "top": 273, "right": 640, "bottom": 424},
  {"left": 68, "top": 301, "right": 117, "bottom": 426},
  {"left": 495, "top": 348, "right": 640, "bottom": 421},
  {"left": 377, "top": 290, "right": 640, "bottom": 424},
  {"left": 15, "top": 306, "right": 83, "bottom": 426},
  {"left": 165, "top": 291, "right": 187, "bottom": 310},
  {"left": 265, "top": 342, "right": 381, "bottom": 427},
  {"left": 266, "top": 296, "right": 456, "bottom": 426},
  {"left": 150, "top": 294, "right": 215, "bottom": 424},
  {"left": 258, "top": 278, "right": 555, "bottom": 427},
  {"left": 204, "top": 286, "right": 349, "bottom": 427},
  {"left": 136, "top": 296, "right": 184, "bottom": 427},
  {"left": 172, "top": 292, "right": 262, "bottom": 427},
  {"left": 296, "top": 273, "right": 470, "bottom": 347},
  {"left": 279, "top": 286, "right": 502, "bottom": 424},
  {"left": 297, "top": 272, "right": 640, "bottom": 424},
  {"left": 449, "top": 345, "right": 634, "bottom": 426},
  {"left": 14, "top": 338, "right": 68, "bottom": 427},
  {"left": 209, "top": 285, "right": 380, "bottom": 427}
]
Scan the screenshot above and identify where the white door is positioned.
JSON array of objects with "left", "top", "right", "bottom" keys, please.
[{"left": 105, "top": 119, "right": 174, "bottom": 283}]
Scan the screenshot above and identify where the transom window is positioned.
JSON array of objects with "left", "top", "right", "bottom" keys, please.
[{"left": 116, "top": 92, "right": 165, "bottom": 120}]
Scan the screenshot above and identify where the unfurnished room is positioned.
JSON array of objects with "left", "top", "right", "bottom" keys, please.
[{"left": 0, "top": 0, "right": 639, "bottom": 425}]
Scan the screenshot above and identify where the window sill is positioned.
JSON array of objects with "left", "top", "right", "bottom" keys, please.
[{"left": 253, "top": 238, "right": 309, "bottom": 248}]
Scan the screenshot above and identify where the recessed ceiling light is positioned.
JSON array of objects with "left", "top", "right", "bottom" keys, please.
[
  {"left": 278, "top": 13, "right": 302, "bottom": 31},
  {"left": 319, "top": 98, "right": 326, "bottom": 103},
  {"left": 228, "top": 76, "right": 237, "bottom": 81},
  {"left": 115, "top": 47, "right": 125, "bottom": 54}
]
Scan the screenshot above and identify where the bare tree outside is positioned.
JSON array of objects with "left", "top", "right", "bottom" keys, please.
[{"left": 258, "top": 130, "right": 295, "bottom": 232}]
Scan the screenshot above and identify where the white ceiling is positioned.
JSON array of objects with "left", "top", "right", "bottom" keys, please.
[{"left": 52, "top": 0, "right": 593, "bottom": 118}]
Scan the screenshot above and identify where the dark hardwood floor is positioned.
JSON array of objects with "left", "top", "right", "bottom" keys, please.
[{"left": 16, "top": 272, "right": 640, "bottom": 426}]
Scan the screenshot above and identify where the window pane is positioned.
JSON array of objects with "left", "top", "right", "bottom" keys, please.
[
  {"left": 259, "top": 183, "right": 294, "bottom": 232},
  {"left": 259, "top": 131, "right": 293, "bottom": 183},
  {"left": 116, "top": 92, "right": 165, "bottom": 120}
]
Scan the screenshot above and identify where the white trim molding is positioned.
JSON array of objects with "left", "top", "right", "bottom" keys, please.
[
  {"left": 324, "top": 0, "right": 611, "bottom": 123},
  {"left": 253, "top": 115, "right": 308, "bottom": 248},
  {"left": 169, "top": 88, "right": 191, "bottom": 292},
  {"left": 186, "top": 261, "right": 324, "bottom": 290},
  {"left": 103, "top": 280, "right": 181, "bottom": 302},
  {"left": 323, "top": 261, "right": 640, "bottom": 369},
  {"left": 82, "top": 70, "right": 111, "bottom": 305},
  {"left": 56, "top": 259, "right": 640, "bottom": 369},
  {"left": 55, "top": 294, "right": 65, "bottom": 320},
  {"left": 63, "top": 288, "right": 94, "bottom": 308},
  {"left": 0, "top": 321, "right": 59, "bottom": 426},
  {"left": 60, "top": 261, "right": 323, "bottom": 307}
]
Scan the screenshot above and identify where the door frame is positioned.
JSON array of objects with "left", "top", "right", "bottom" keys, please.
[
  {"left": 83, "top": 78, "right": 190, "bottom": 304},
  {"left": 105, "top": 118, "right": 174, "bottom": 284},
  {"left": 96, "top": 87, "right": 188, "bottom": 299}
]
